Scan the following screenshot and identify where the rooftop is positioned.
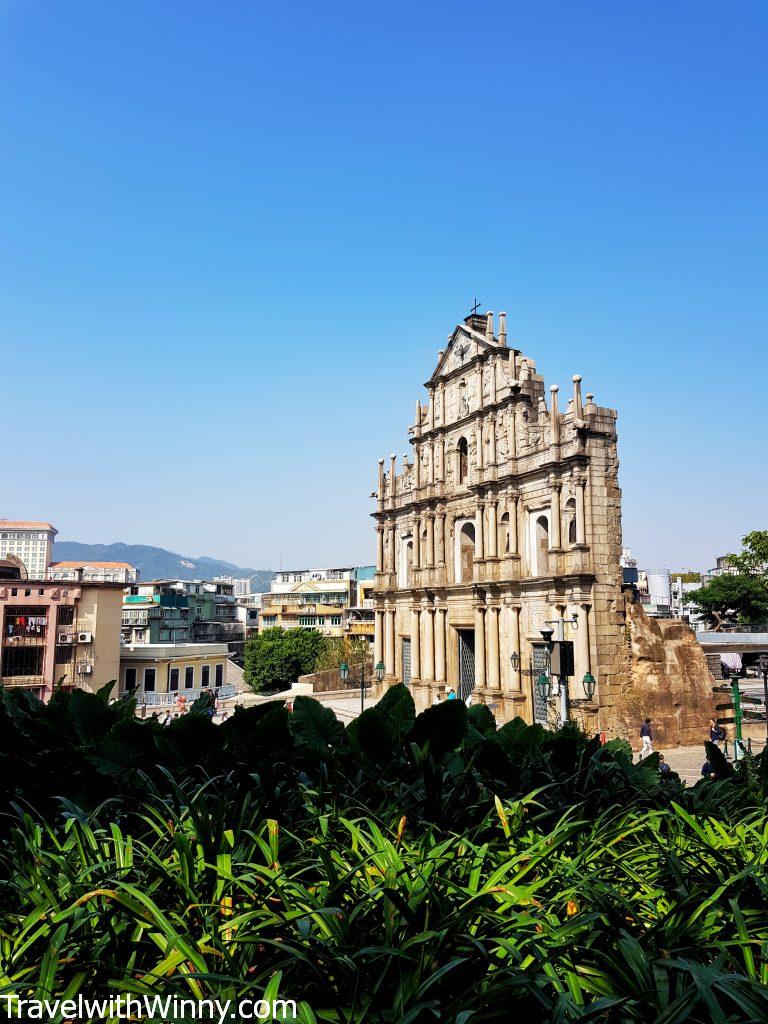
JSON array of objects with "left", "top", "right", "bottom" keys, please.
[
  {"left": 0, "top": 520, "right": 57, "bottom": 532},
  {"left": 51, "top": 560, "right": 137, "bottom": 570}
]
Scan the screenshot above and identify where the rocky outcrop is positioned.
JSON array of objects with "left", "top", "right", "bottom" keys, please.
[{"left": 607, "top": 599, "right": 717, "bottom": 749}]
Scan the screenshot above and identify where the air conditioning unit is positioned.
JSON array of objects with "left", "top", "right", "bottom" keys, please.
[
  {"left": 77, "top": 631, "right": 93, "bottom": 643},
  {"left": 58, "top": 633, "right": 74, "bottom": 644},
  {"left": 76, "top": 663, "right": 93, "bottom": 675}
]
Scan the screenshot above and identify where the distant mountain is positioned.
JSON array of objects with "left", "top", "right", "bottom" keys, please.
[{"left": 52, "top": 541, "right": 275, "bottom": 592}]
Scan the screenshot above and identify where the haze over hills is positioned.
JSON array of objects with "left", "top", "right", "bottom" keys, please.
[{"left": 53, "top": 541, "right": 275, "bottom": 592}]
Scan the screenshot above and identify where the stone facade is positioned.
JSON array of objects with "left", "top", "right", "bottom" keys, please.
[{"left": 372, "top": 311, "right": 626, "bottom": 729}]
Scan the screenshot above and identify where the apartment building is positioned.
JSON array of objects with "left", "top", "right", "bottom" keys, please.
[
  {"left": 0, "top": 520, "right": 57, "bottom": 579},
  {"left": 0, "top": 574, "right": 123, "bottom": 701},
  {"left": 119, "top": 642, "right": 231, "bottom": 705},
  {"left": 212, "top": 575, "right": 251, "bottom": 597},
  {"left": 49, "top": 561, "right": 139, "bottom": 584},
  {"left": 122, "top": 579, "right": 243, "bottom": 650},
  {"left": 259, "top": 566, "right": 357, "bottom": 637}
]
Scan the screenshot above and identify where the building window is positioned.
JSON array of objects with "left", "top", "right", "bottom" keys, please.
[
  {"left": 185, "top": 666, "right": 194, "bottom": 689},
  {"left": 54, "top": 645, "right": 72, "bottom": 665},
  {"left": 459, "top": 522, "right": 475, "bottom": 583},
  {"left": 534, "top": 514, "right": 549, "bottom": 576},
  {"left": 457, "top": 437, "right": 468, "bottom": 483},
  {"left": 2, "top": 646, "right": 44, "bottom": 677},
  {"left": 169, "top": 667, "right": 180, "bottom": 691},
  {"left": 499, "top": 511, "right": 511, "bottom": 555},
  {"left": 57, "top": 606, "right": 75, "bottom": 627},
  {"left": 215, "top": 663, "right": 223, "bottom": 688},
  {"left": 565, "top": 497, "right": 577, "bottom": 546},
  {"left": 125, "top": 667, "right": 137, "bottom": 691},
  {"left": 331, "top": 615, "right": 341, "bottom": 626},
  {"left": 201, "top": 665, "right": 210, "bottom": 687},
  {"left": 144, "top": 668, "right": 156, "bottom": 692}
]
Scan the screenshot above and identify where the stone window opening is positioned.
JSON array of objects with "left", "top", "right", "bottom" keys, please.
[
  {"left": 499, "top": 511, "right": 511, "bottom": 555},
  {"left": 459, "top": 521, "right": 475, "bottom": 583},
  {"left": 457, "top": 437, "right": 469, "bottom": 484},
  {"left": 534, "top": 514, "right": 549, "bottom": 576},
  {"left": 398, "top": 536, "right": 414, "bottom": 589},
  {"left": 565, "top": 497, "right": 577, "bottom": 546}
]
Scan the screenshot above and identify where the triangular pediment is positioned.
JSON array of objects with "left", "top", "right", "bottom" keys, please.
[
  {"left": 291, "top": 582, "right": 324, "bottom": 594},
  {"left": 429, "top": 322, "right": 499, "bottom": 383}
]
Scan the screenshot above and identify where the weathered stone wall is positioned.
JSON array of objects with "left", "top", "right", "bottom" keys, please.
[
  {"left": 602, "top": 598, "right": 717, "bottom": 749},
  {"left": 298, "top": 661, "right": 373, "bottom": 694}
]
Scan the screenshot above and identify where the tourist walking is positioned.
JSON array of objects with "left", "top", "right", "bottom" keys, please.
[{"left": 639, "top": 717, "right": 653, "bottom": 759}]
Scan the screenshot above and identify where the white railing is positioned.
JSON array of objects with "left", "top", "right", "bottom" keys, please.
[{"left": 131, "top": 684, "right": 236, "bottom": 706}]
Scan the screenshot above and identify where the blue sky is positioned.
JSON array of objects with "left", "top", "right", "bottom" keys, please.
[{"left": 1, "top": 1, "right": 765, "bottom": 572}]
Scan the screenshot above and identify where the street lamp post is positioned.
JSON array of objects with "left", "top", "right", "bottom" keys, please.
[{"left": 339, "top": 659, "right": 386, "bottom": 715}]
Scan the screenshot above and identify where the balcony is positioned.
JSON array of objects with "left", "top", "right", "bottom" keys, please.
[
  {"left": 3, "top": 633, "right": 47, "bottom": 646},
  {"left": 192, "top": 621, "right": 245, "bottom": 642},
  {"left": 0, "top": 675, "right": 44, "bottom": 687}
]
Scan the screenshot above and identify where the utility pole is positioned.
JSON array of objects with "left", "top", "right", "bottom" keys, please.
[{"left": 732, "top": 675, "right": 744, "bottom": 760}]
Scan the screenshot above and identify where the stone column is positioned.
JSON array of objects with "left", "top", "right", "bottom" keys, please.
[
  {"left": 426, "top": 514, "right": 435, "bottom": 567},
  {"left": 414, "top": 445, "right": 421, "bottom": 489},
  {"left": 376, "top": 526, "right": 384, "bottom": 572},
  {"left": 476, "top": 419, "right": 484, "bottom": 472},
  {"left": 385, "top": 609, "right": 396, "bottom": 677},
  {"left": 549, "top": 385, "right": 561, "bottom": 447},
  {"left": 474, "top": 606, "right": 486, "bottom": 689},
  {"left": 575, "top": 476, "right": 587, "bottom": 545},
  {"left": 388, "top": 522, "right": 397, "bottom": 571},
  {"left": 411, "top": 606, "right": 421, "bottom": 681},
  {"left": 439, "top": 437, "right": 446, "bottom": 482},
  {"left": 428, "top": 388, "right": 435, "bottom": 431},
  {"left": 490, "top": 357, "right": 497, "bottom": 405},
  {"left": 389, "top": 453, "right": 397, "bottom": 507},
  {"left": 487, "top": 500, "right": 498, "bottom": 558},
  {"left": 377, "top": 458, "right": 385, "bottom": 511},
  {"left": 549, "top": 477, "right": 562, "bottom": 549},
  {"left": 439, "top": 382, "right": 446, "bottom": 425},
  {"left": 475, "top": 501, "right": 485, "bottom": 560},
  {"left": 374, "top": 609, "right": 384, "bottom": 667},
  {"left": 487, "top": 606, "right": 500, "bottom": 691},
  {"left": 428, "top": 442, "right": 435, "bottom": 486},
  {"left": 435, "top": 510, "right": 446, "bottom": 566},
  {"left": 435, "top": 608, "right": 447, "bottom": 682},
  {"left": 422, "top": 605, "right": 435, "bottom": 682},
  {"left": 510, "top": 495, "right": 519, "bottom": 556},
  {"left": 412, "top": 516, "right": 421, "bottom": 570},
  {"left": 488, "top": 416, "right": 497, "bottom": 465}
]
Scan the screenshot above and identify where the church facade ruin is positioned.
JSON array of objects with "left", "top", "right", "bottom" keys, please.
[{"left": 372, "top": 310, "right": 627, "bottom": 729}]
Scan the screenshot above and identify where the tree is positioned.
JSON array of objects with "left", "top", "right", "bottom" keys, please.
[
  {"left": 726, "top": 531, "right": 768, "bottom": 576},
  {"left": 242, "top": 627, "right": 324, "bottom": 693},
  {"left": 314, "top": 635, "right": 370, "bottom": 674},
  {"left": 685, "top": 574, "right": 768, "bottom": 630}
]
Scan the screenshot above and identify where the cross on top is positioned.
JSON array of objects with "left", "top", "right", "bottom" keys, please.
[{"left": 469, "top": 297, "right": 482, "bottom": 317}]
